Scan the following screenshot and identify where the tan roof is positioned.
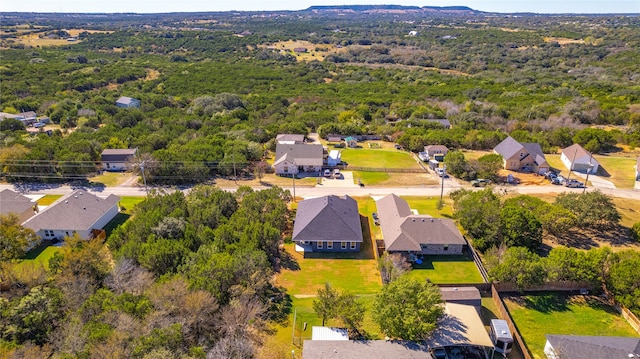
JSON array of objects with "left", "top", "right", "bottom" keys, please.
[
  {"left": 562, "top": 144, "right": 590, "bottom": 162},
  {"left": 376, "top": 194, "right": 465, "bottom": 252}
]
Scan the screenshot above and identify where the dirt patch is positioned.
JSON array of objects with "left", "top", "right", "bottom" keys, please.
[
  {"left": 144, "top": 68, "right": 160, "bottom": 81},
  {"left": 497, "top": 169, "right": 548, "bottom": 186},
  {"left": 260, "top": 40, "right": 336, "bottom": 61},
  {"left": 544, "top": 37, "right": 585, "bottom": 45},
  {"left": 543, "top": 226, "right": 640, "bottom": 252}
]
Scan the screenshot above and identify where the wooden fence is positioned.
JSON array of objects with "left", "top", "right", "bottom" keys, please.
[
  {"left": 344, "top": 165, "right": 426, "bottom": 173},
  {"left": 493, "top": 281, "right": 592, "bottom": 293},
  {"left": 620, "top": 306, "right": 640, "bottom": 334},
  {"left": 491, "top": 285, "right": 534, "bottom": 359}
]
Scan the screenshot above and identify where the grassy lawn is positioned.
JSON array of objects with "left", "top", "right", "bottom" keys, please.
[
  {"left": 403, "top": 196, "right": 454, "bottom": 218},
  {"left": 37, "top": 194, "right": 63, "bottom": 205},
  {"left": 504, "top": 293, "right": 638, "bottom": 359},
  {"left": 118, "top": 196, "right": 146, "bottom": 214},
  {"left": 352, "top": 171, "right": 438, "bottom": 186},
  {"left": 88, "top": 172, "right": 134, "bottom": 187},
  {"left": 341, "top": 148, "right": 422, "bottom": 169},
  {"left": 593, "top": 154, "right": 637, "bottom": 189},
  {"left": 18, "top": 245, "right": 61, "bottom": 269},
  {"left": 404, "top": 255, "right": 484, "bottom": 284}
]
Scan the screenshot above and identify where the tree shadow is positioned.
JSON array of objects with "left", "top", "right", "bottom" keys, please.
[
  {"left": 521, "top": 293, "right": 570, "bottom": 313},
  {"left": 278, "top": 248, "right": 300, "bottom": 271}
]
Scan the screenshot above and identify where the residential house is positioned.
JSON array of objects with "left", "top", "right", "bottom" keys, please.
[
  {"left": 423, "top": 145, "right": 449, "bottom": 162},
  {"left": 327, "top": 150, "right": 342, "bottom": 167},
  {"left": 303, "top": 340, "right": 432, "bottom": 359},
  {"left": 115, "top": 96, "right": 141, "bottom": 109},
  {"left": 375, "top": 194, "right": 466, "bottom": 255},
  {"left": 101, "top": 148, "right": 138, "bottom": 171},
  {"left": 424, "top": 119, "right": 452, "bottom": 129},
  {"left": 561, "top": 144, "right": 600, "bottom": 174},
  {"left": 273, "top": 143, "right": 323, "bottom": 175},
  {"left": 0, "top": 189, "right": 37, "bottom": 223},
  {"left": 345, "top": 136, "right": 358, "bottom": 148},
  {"left": 635, "top": 157, "right": 640, "bottom": 181},
  {"left": 292, "top": 195, "right": 363, "bottom": 253},
  {"left": 327, "top": 135, "right": 342, "bottom": 143},
  {"left": 276, "top": 134, "right": 305, "bottom": 144},
  {"left": 493, "top": 136, "right": 550, "bottom": 174},
  {"left": 440, "top": 287, "right": 481, "bottom": 308},
  {"left": 23, "top": 190, "right": 120, "bottom": 241},
  {"left": 544, "top": 335, "right": 640, "bottom": 359}
]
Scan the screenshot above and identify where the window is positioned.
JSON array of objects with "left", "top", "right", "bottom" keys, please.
[
  {"left": 350, "top": 242, "right": 356, "bottom": 249},
  {"left": 283, "top": 166, "right": 288, "bottom": 173},
  {"left": 317, "top": 241, "right": 323, "bottom": 249},
  {"left": 44, "top": 230, "right": 52, "bottom": 237},
  {"left": 341, "top": 242, "right": 347, "bottom": 249},
  {"left": 443, "top": 244, "right": 449, "bottom": 251},
  {"left": 327, "top": 242, "right": 333, "bottom": 249}
]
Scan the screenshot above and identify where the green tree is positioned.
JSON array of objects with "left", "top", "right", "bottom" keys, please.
[
  {"left": 0, "top": 214, "right": 40, "bottom": 261},
  {"left": 451, "top": 188, "right": 501, "bottom": 252},
  {"left": 555, "top": 190, "right": 620, "bottom": 229},
  {"left": 487, "top": 247, "right": 545, "bottom": 291},
  {"left": 444, "top": 150, "right": 472, "bottom": 179},
  {"left": 336, "top": 293, "right": 366, "bottom": 337},
  {"left": 606, "top": 250, "right": 640, "bottom": 312},
  {"left": 313, "top": 283, "right": 339, "bottom": 326},
  {"left": 2, "top": 285, "right": 65, "bottom": 344},
  {"left": 500, "top": 206, "right": 542, "bottom": 250},
  {"left": 373, "top": 276, "right": 443, "bottom": 340},
  {"left": 476, "top": 153, "right": 503, "bottom": 181}
]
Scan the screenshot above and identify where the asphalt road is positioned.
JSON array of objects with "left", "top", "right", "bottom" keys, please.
[{"left": 2, "top": 179, "right": 640, "bottom": 200}]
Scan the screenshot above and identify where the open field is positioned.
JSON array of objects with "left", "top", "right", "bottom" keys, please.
[
  {"left": 118, "top": 196, "right": 146, "bottom": 213},
  {"left": 505, "top": 293, "right": 638, "bottom": 359},
  {"left": 404, "top": 255, "right": 484, "bottom": 284},
  {"left": 341, "top": 148, "right": 422, "bottom": 169}
]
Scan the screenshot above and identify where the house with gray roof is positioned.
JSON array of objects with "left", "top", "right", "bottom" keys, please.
[
  {"left": 493, "top": 136, "right": 550, "bottom": 174},
  {"left": 376, "top": 194, "right": 465, "bottom": 255},
  {"left": 561, "top": 143, "right": 600, "bottom": 174},
  {"left": 424, "top": 119, "right": 452, "bottom": 129},
  {"left": 101, "top": 148, "right": 138, "bottom": 171},
  {"left": 292, "top": 195, "right": 363, "bottom": 253},
  {"left": 303, "top": 340, "right": 433, "bottom": 359},
  {"left": 23, "top": 190, "right": 120, "bottom": 241},
  {"left": 440, "top": 287, "right": 481, "bottom": 308},
  {"left": 115, "top": 96, "right": 141, "bottom": 109},
  {"left": 276, "top": 134, "right": 305, "bottom": 144},
  {"left": 273, "top": 143, "right": 324, "bottom": 175},
  {"left": 544, "top": 335, "right": 640, "bottom": 359},
  {"left": 424, "top": 145, "right": 449, "bottom": 162},
  {"left": 0, "top": 189, "right": 37, "bottom": 223}
]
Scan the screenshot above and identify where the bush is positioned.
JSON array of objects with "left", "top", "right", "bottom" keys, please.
[{"left": 631, "top": 222, "right": 640, "bottom": 242}]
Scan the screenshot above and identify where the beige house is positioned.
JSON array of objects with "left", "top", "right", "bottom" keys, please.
[
  {"left": 375, "top": 194, "right": 466, "bottom": 255},
  {"left": 273, "top": 143, "right": 324, "bottom": 175},
  {"left": 493, "top": 136, "right": 550, "bottom": 174},
  {"left": 561, "top": 144, "right": 600, "bottom": 174}
]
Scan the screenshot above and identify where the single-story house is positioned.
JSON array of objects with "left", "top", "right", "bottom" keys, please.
[
  {"left": 311, "top": 327, "right": 349, "bottom": 341},
  {"left": 561, "top": 144, "right": 600, "bottom": 174},
  {"left": 115, "top": 96, "right": 141, "bottom": 109},
  {"left": 303, "top": 340, "right": 432, "bottom": 359},
  {"left": 0, "top": 189, "right": 37, "bottom": 223},
  {"left": 101, "top": 148, "right": 138, "bottom": 171},
  {"left": 14, "top": 111, "right": 37, "bottom": 126},
  {"left": 493, "top": 136, "right": 550, "bottom": 174},
  {"left": 327, "top": 150, "right": 342, "bottom": 167},
  {"left": 23, "top": 190, "right": 120, "bottom": 241},
  {"left": 376, "top": 194, "right": 466, "bottom": 255},
  {"left": 635, "top": 157, "right": 640, "bottom": 181},
  {"left": 273, "top": 143, "right": 324, "bottom": 175},
  {"left": 440, "top": 287, "right": 482, "bottom": 308},
  {"left": 327, "top": 135, "right": 343, "bottom": 143},
  {"left": 544, "top": 335, "right": 640, "bottom": 359},
  {"left": 424, "top": 145, "right": 449, "bottom": 162},
  {"left": 294, "top": 47, "right": 308, "bottom": 53},
  {"left": 276, "top": 133, "right": 305, "bottom": 144},
  {"left": 292, "top": 195, "right": 363, "bottom": 253}
]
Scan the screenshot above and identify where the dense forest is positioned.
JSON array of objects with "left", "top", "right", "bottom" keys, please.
[{"left": 0, "top": 10, "right": 639, "bottom": 183}]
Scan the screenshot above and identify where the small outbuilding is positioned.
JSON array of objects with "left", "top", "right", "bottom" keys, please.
[
  {"left": 116, "top": 96, "right": 141, "bottom": 109},
  {"left": 440, "top": 287, "right": 481, "bottom": 308},
  {"left": 101, "top": 148, "right": 138, "bottom": 171},
  {"left": 561, "top": 144, "right": 600, "bottom": 174}
]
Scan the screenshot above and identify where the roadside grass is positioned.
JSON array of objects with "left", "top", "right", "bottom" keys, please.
[
  {"left": 341, "top": 148, "right": 421, "bottom": 169},
  {"left": 592, "top": 155, "right": 637, "bottom": 189},
  {"left": 403, "top": 196, "right": 454, "bottom": 218},
  {"left": 88, "top": 172, "right": 133, "bottom": 187},
  {"left": 216, "top": 174, "right": 318, "bottom": 189},
  {"left": 352, "top": 171, "right": 438, "bottom": 186},
  {"left": 118, "top": 196, "right": 145, "bottom": 214},
  {"left": 504, "top": 293, "right": 638, "bottom": 359},
  {"left": 404, "top": 255, "right": 484, "bottom": 284},
  {"left": 37, "top": 194, "right": 63, "bottom": 205}
]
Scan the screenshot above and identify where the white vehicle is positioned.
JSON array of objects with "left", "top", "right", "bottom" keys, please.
[
  {"left": 333, "top": 168, "right": 341, "bottom": 178},
  {"left": 324, "top": 169, "right": 331, "bottom": 178},
  {"left": 436, "top": 168, "right": 445, "bottom": 177}
]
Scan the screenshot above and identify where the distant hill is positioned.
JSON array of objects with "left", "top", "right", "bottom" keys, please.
[{"left": 305, "top": 5, "right": 478, "bottom": 13}]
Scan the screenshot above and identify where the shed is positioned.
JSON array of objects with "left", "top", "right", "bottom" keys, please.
[
  {"left": 115, "top": 96, "right": 141, "bottom": 109},
  {"left": 311, "top": 327, "right": 349, "bottom": 341},
  {"left": 440, "top": 287, "right": 481, "bottom": 308}
]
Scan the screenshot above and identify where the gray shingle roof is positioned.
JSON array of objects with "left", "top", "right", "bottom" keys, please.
[
  {"left": 0, "top": 189, "right": 35, "bottom": 217},
  {"left": 376, "top": 194, "right": 465, "bottom": 252},
  {"left": 302, "top": 340, "right": 433, "bottom": 359},
  {"left": 116, "top": 96, "right": 138, "bottom": 105},
  {"left": 276, "top": 134, "right": 305, "bottom": 143},
  {"left": 292, "top": 195, "right": 363, "bottom": 243},
  {"left": 23, "top": 190, "right": 120, "bottom": 232},
  {"left": 562, "top": 143, "right": 590, "bottom": 162},
  {"left": 424, "top": 145, "right": 449, "bottom": 154},
  {"left": 545, "top": 335, "right": 640, "bottom": 359},
  {"left": 440, "top": 287, "right": 481, "bottom": 302},
  {"left": 101, "top": 148, "right": 138, "bottom": 162},
  {"left": 274, "top": 143, "right": 323, "bottom": 166},
  {"left": 493, "top": 136, "right": 525, "bottom": 160},
  {"left": 522, "top": 142, "right": 548, "bottom": 167}
]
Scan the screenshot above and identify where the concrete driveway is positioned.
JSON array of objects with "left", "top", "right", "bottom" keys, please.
[
  {"left": 317, "top": 171, "right": 360, "bottom": 188},
  {"left": 571, "top": 172, "right": 616, "bottom": 189}
]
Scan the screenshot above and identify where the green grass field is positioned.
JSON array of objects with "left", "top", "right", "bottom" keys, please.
[
  {"left": 505, "top": 293, "right": 638, "bottom": 359},
  {"left": 404, "top": 255, "right": 484, "bottom": 284},
  {"left": 19, "top": 245, "right": 61, "bottom": 269},
  {"left": 341, "top": 148, "right": 421, "bottom": 169},
  {"left": 37, "top": 194, "right": 63, "bottom": 205},
  {"left": 88, "top": 172, "right": 134, "bottom": 187},
  {"left": 118, "top": 196, "right": 146, "bottom": 213},
  {"left": 546, "top": 154, "right": 637, "bottom": 189},
  {"left": 403, "top": 196, "right": 454, "bottom": 218}
]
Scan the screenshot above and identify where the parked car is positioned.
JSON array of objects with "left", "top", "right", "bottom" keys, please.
[
  {"left": 436, "top": 168, "right": 447, "bottom": 177},
  {"left": 372, "top": 212, "right": 380, "bottom": 225},
  {"left": 544, "top": 171, "right": 557, "bottom": 179},
  {"left": 551, "top": 177, "right": 563, "bottom": 185},
  {"left": 565, "top": 179, "right": 584, "bottom": 188},
  {"left": 471, "top": 179, "right": 492, "bottom": 187},
  {"left": 34, "top": 122, "right": 46, "bottom": 128},
  {"left": 333, "top": 168, "right": 341, "bottom": 179},
  {"left": 324, "top": 169, "right": 331, "bottom": 178}
]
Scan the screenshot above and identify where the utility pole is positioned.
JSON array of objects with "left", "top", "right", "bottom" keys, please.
[
  {"left": 292, "top": 162, "right": 296, "bottom": 202},
  {"left": 440, "top": 165, "right": 446, "bottom": 203},
  {"left": 566, "top": 147, "right": 578, "bottom": 182},
  {"left": 583, "top": 153, "right": 594, "bottom": 193},
  {"left": 232, "top": 152, "right": 237, "bottom": 184},
  {"left": 140, "top": 161, "right": 148, "bottom": 196}
]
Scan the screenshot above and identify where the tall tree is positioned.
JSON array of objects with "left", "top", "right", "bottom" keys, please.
[
  {"left": 313, "top": 283, "right": 339, "bottom": 326},
  {"left": 0, "top": 214, "right": 39, "bottom": 261},
  {"left": 500, "top": 205, "right": 543, "bottom": 250},
  {"left": 373, "top": 276, "right": 443, "bottom": 340},
  {"left": 451, "top": 188, "right": 501, "bottom": 252}
]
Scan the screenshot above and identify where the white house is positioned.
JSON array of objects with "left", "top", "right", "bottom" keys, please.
[
  {"left": 273, "top": 143, "right": 323, "bottom": 175},
  {"left": 561, "top": 144, "right": 600, "bottom": 174},
  {"left": 23, "top": 190, "right": 120, "bottom": 241},
  {"left": 116, "top": 96, "right": 141, "bottom": 109},
  {"left": 101, "top": 148, "right": 138, "bottom": 171},
  {"left": 276, "top": 134, "right": 305, "bottom": 144}
]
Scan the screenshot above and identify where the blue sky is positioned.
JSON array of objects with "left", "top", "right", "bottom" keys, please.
[{"left": 2, "top": 0, "right": 638, "bottom": 14}]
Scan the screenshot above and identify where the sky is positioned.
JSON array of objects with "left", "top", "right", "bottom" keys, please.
[{"left": 1, "top": 0, "right": 638, "bottom": 14}]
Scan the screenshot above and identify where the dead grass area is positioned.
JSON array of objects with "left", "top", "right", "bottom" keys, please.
[
  {"left": 347, "top": 62, "right": 471, "bottom": 76},
  {"left": 65, "top": 29, "right": 113, "bottom": 36},
  {"left": 260, "top": 40, "right": 337, "bottom": 61},
  {"left": 543, "top": 226, "right": 640, "bottom": 253},
  {"left": 144, "top": 68, "right": 160, "bottom": 81},
  {"left": 497, "top": 169, "right": 547, "bottom": 186},
  {"left": 544, "top": 37, "right": 585, "bottom": 45}
]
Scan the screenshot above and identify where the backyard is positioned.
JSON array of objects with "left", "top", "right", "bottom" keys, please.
[
  {"left": 340, "top": 147, "right": 423, "bottom": 170},
  {"left": 404, "top": 255, "right": 484, "bottom": 284},
  {"left": 504, "top": 292, "right": 638, "bottom": 359}
]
